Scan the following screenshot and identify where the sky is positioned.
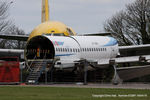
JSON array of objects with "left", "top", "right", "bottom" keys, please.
[{"left": 8, "top": 0, "right": 135, "bottom": 34}]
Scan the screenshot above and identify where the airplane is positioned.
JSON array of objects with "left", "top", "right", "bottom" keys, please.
[
  {"left": 1, "top": 0, "right": 150, "bottom": 84},
  {"left": 24, "top": 34, "right": 150, "bottom": 84}
]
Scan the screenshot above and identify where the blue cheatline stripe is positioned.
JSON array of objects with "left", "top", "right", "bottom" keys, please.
[
  {"left": 55, "top": 54, "right": 75, "bottom": 57},
  {"left": 103, "top": 37, "right": 118, "bottom": 46}
]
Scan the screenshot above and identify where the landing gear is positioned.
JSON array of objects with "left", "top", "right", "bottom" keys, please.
[
  {"left": 48, "top": 57, "right": 60, "bottom": 83},
  {"left": 111, "top": 63, "right": 122, "bottom": 85},
  {"left": 83, "top": 60, "right": 88, "bottom": 85},
  {"left": 73, "top": 59, "right": 89, "bottom": 85}
]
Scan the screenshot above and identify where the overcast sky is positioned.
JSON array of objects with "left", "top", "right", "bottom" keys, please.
[{"left": 8, "top": 0, "right": 135, "bottom": 34}]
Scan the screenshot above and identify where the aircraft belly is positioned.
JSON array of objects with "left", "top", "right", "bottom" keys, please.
[{"left": 55, "top": 63, "right": 75, "bottom": 69}]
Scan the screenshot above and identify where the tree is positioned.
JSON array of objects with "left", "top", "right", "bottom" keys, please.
[
  {"left": 0, "top": 1, "right": 12, "bottom": 48},
  {"left": 0, "top": 1, "right": 26, "bottom": 49},
  {"left": 0, "top": 1, "right": 11, "bottom": 33},
  {"left": 104, "top": 0, "right": 150, "bottom": 45},
  {"left": 4, "top": 25, "right": 26, "bottom": 49}
]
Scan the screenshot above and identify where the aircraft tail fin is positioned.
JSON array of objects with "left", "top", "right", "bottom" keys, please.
[{"left": 42, "top": 0, "right": 49, "bottom": 23}]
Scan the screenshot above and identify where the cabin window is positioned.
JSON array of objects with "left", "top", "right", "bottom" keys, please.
[
  {"left": 74, "top": 49, "right": 76, "bottom": 52},
  {"left": 62, "top": 48, "right": 65, "bottom": 52},
  {"left": 58, "top": 48, "right": 61, "bottom": 52},
  {"left": 78, "top": 49, "right": 80, "bottom": 52},
  {"left": 75, "top": 49, "right": 77, "bottom": 52},
  {"left": 67, "top": 48, "right": 69, "bottom": 52},
  {"left": 92, "top": 48, "right": 94, "bottom": 51},
  {"left": 103, "top": 48, "right": 105, "bottom": 51},
  {"left": 83, "top": 48, "right": 85, "bottom": 52},
  {"left": 60, "top": 48, "right": 63, "bottom": 52},
  {"left": 87, "top": 48, "right": 88, "bottom": 51},
  {"left": 64, "top": 48, "right": 66, "bottom": 52},
  {"left": 56, "top": 48, "right": 58, "bottom": 51}
]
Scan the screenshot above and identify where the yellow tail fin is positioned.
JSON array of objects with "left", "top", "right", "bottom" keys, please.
[{"left": 42, "top": 0, "right": 49, "bottom": 23}]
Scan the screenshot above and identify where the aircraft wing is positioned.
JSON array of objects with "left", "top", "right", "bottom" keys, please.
[
  {"left": 0, "top": 49, "right": 24, "bottom": 59},
  {"left": 78, "top": 33, "right": 112, "bottom": 36},
  {"left": 115, "top": 55, "right": 150, "bottom": 64},
  {"left": 97, "top": 55, "right": 150, "bottom": 65},
  {"left": 0, "top": 34, "right": 29, "bottom": 41},
  {"left": 96, "top": 55, "right": 150, "bottom": 82},
  {"left": 117, "top": 65, "right": 150, "bottom": 81},
  {"left": 119, "top": 44, "right": 150, "bottom": 56},
  {"left": 119, "top": 44, "right": 150, "bottom": 50},
  {"left": 115, "top": 44, "right": 150, "bottom": 81}
]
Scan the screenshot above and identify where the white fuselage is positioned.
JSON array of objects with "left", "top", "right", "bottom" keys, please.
[
  {"left": 26, "top": 35, "right": 119, "bottom": 69},
  {"left": 42, "top": 35, "right": 119, "bottom": 68}
]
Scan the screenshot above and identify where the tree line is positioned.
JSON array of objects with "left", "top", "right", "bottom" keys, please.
[
  {"left": 104, "top": 0, "right": 150, "bottom": 46},
  {"left": 0, "top": 1, "right": 26, "bottom": 49}
]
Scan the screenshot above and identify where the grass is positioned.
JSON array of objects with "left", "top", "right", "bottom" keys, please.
[{"left": 0, "top": 86, "right": 149, "bottom": 100}]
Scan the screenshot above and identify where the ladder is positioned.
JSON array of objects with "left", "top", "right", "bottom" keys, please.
[{"left": 26, "top": 61, "right": 47, "bottom": 84}]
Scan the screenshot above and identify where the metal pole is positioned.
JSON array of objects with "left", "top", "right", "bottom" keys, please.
[
  {"left": 45, "top": 67, "right": 47, "bottom": 84},
  {"left": 20, "top": 67, "right": 22, "bottom": 84},
  {"left": 50, "top": 66, "right": 54, "bottom": 83},
  {"left": 112, "top": 64, "right": 121, "bottom": 85},
  {"left": 84, "top": 60, "right": 88, "bottom": 85}
]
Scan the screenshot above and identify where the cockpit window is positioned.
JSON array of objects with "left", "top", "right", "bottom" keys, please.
[
  {"left": 43, "top": 33, "right": 65, "bottom": 36},
  {"left": 67, "top": 28, "right": 74, "bottom": 35},
  {"left": 53, "top": 33, "right": 65, "bottom": 36}
]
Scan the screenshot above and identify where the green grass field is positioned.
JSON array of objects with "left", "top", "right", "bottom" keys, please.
[{"left": 0, "top": 86, "right": 149, "bottom": 100}]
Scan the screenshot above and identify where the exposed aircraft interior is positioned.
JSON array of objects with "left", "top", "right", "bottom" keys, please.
[{"left": 25, "top": 36, "right": 55, "bottom": 60}]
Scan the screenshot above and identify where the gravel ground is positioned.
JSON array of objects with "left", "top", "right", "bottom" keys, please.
[{"left": 14, "top": 83, "right": 150, "bottom": 89}]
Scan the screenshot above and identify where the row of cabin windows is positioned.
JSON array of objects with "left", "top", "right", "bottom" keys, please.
[
  {"left": 82, "top": 48, "right": 106, "bottom": 52},
  {"left": 27, "top": 49, "right": 50, "bottom": 53},
  {"left": 56, "top": 48, "right": 80, "bottom": 52},
  {"left": 55, "top": 48, "right": 107, "bottom": 52}
]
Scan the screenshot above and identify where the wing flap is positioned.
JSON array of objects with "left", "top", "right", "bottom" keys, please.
[
  {"left": 0, "top": 34, "right": 28, "bottom": 41},
  {"left": 117, "top": 65, "right": 150, "bottom": 80},
  {"left": 97, "top": 55, "right": 150, "bottom": 65},
  {"left": 119, "top": 44, "right": 150, "bottom": 56},
  {"left": 0, "top": 49, "right": 24, "bottom": 59},
  {"left": 115, "top": 55, "right": 150, "bottom": 63},
  {"left": 79, "top": 33, "right": 112, "bottom": 36}
]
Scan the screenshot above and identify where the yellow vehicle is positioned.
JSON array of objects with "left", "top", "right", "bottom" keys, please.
[{"left": 28, "top": 0, "right": 76, "bottom": 40}]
